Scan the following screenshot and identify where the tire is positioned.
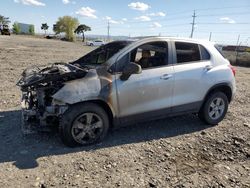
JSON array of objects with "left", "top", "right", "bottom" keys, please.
[
  {"left": 59, "top": 103, "right": 110, "bottom": 147},
  {"left": 90, "top": 43, "right": 94, "bottom": 46},
  {"left": 199, "top": 92, "right": 228, "bottom": 125}
]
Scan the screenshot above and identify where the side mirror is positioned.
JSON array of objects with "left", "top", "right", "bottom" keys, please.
[{"left": 120, "top": 62, "right": 142, "bottom": 81}]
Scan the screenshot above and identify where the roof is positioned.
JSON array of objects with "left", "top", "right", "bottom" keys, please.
[{"left": 132, "top": 36, "right": 211, "bottom": 43}]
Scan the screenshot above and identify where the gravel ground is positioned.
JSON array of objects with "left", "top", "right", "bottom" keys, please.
[{"left": 0, "top": 35, "right": 249, "bottom": 188}]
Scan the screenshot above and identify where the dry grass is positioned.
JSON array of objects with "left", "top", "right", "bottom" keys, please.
[{"left": 223, "top": 51, "right": 250, "bottom": 67}]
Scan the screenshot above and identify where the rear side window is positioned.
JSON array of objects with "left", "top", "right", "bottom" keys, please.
[
  {"left": 199, "top": 45, "right": 210, "bottom": 60},
  {"left": 175, "top": 42, "right": 201, "bottom": 63}
]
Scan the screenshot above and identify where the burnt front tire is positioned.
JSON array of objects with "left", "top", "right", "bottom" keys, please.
[
  {"left": 59, "top": 103, "right": 109, "bottom": 147},
  {"left": 199, "top": 92, "right": 228, "bottom": 125}
]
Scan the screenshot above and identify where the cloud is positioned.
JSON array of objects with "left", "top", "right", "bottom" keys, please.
[
  {"left": 62, "top": 0, "right": 76, "bottom": 5},
  {"left": 220, "top": 17, "right": 235, "bottom": 24},
  {"left": 148, "top": 12, "right": 166, "bottom": 17},
  {"left": 62, "top": 0, "right": 70, "bottom": 4},
  {"left": 128, "top": 2, "right": 150, "bottom": 11},
  {"left": 150, "top": 22, "right": 162, "bottom": 28},
  {"left": 76, "top": 7, "right": 97, "bottom": 19},
  {"left": 122, "top": 18, "right": 128, "bottom": 22},
  {"left": 109, "top": 20, "right": 119, "bottom": 24},
  {"left": 135, "top": 16, "right": 151, "bottom": 21},
  {"left": 14, "top": 0, "right": 45, "bottom": 6},
  {"left": 104, "top": 16, "right": 123, "bottom": 24}
]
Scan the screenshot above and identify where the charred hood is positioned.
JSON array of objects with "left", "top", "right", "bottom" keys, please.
[{"left": 17, "top": 62, "right": 88, "bottom": 90}]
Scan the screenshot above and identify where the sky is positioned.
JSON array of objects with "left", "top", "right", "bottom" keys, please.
[{"left": 1, "top": 0, "right": 250, "bottom": 45}]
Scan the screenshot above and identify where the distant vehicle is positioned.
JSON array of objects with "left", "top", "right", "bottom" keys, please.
[
  {"left": 86, "top": 40, "right": 105, "bottom": 46},
  {"left": 17, "top": 37, "right": 236, "bottom": 147},
  {"left": 0, "top": 25, "right": 10, "bottom": 35}
]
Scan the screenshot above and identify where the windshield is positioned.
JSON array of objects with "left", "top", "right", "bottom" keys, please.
[
  {"left": 214, "top": 44, "right": 226, "bottom": 58},
  {"left": 72, "top": 41, "right": 132, "bottom": 67}
]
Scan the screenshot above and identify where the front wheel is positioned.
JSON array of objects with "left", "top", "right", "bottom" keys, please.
[
  {"left": 199, "top": 92, "right": 228, "bottom": 125},
  {"left": 59, "top": 103, "right": 110, "bottom": 147}
]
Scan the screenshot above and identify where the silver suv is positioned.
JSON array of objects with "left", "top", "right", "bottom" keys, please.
[{"left": 17, "top": 37, "right": 236, "bottom": 147}]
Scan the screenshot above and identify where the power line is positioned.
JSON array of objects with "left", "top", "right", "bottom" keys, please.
[
  {"left": 197, "top": 22, "right": 250, "bottom": 25},
  {"left": 199, "top": 11, "right": 250, "bottom": 17},
  {"left": 195, "top": 5, "right": 250, "bottom": 11}
]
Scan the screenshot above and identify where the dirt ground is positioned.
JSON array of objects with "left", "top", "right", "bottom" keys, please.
[{"left": 0, "top": 35, "right": 249, "bottom": 188}]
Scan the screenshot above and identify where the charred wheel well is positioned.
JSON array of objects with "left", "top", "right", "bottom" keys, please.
[
  {"left": 75, "top": 100, "right": 114, "bottom": 128},
  {"left": 204, "top": 84, "right": 233, "bottom": 104}
]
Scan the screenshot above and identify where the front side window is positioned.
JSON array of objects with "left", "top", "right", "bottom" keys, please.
[
  {"left": 114, "top": 42, "right": 168, "bottom": 72},
  {"left": 131, "top": 42, "right": 168, "bottom": 69},
  {"left": 175, "top": 42, "right": 201, "bottom": 63}
]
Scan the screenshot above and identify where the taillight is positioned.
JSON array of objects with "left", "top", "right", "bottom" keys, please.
[{"left": 229, "top": 65, "right": 236, "bottom": 77}]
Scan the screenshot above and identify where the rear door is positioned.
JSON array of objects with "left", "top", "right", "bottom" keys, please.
[{"left": 172, "top": 41, "right": 212, "bottom": 112}]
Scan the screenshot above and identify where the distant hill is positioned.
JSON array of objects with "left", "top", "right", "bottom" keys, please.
[{"left": 84, "top": 34, "right": 129, "bottom": 41}]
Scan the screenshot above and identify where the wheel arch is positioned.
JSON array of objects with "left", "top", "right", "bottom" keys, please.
[
  {"left": 202, "top": 83, "right": 233, "bottom": 106},
  {"left": 70, "top": 99, "right": 115, "bottom": 128}
]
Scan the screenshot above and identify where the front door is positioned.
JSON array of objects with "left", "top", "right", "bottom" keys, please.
[{"left": 115, "top": 41, "right": 174, "bottom": 123}]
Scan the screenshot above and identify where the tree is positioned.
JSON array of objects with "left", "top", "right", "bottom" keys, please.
[
  {"left": 29, "top": 25, "right": 35, "bottom": 35},
  {"left": 74, "top": 24, "right": 91, "bottom": 42},
  {"left": 41, "top": 23, "right": 49, "bottom": 35},
  {"left": 12, "top": 22, "right": 20, "bottom": 34},
  {"left": 0, "top": 15, "right": 10, "bottom": 25},
  {"left": 53, "top": 16, "right": 79, "bottom": 42}
]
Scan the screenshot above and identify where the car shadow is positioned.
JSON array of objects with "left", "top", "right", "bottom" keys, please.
[{"left": 0, "top": 109, "right": 211, "bottom": 169}]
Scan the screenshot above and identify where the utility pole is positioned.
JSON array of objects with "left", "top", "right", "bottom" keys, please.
[
  {"left": 235, "top": 34, "right": 241, "bottom": 65},
  {"left": 190, "top": 10, "right": 196, "bottom": 38},
  {"left": 209, "top": 32, "right": 212, "bottom": 41},
  {"left": 107, "top": 20, "right": 110, "bottom": 42},
  {"left": 236, "top": 34, "right": 240, "bottom": 46}
]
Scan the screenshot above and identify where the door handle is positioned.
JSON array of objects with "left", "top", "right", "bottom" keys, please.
[
  {"left": 204, "top": 65, "right": 213, "bottom": 71},
  {"left": 160, "top": 74, "right": 172, "bottom": 80}
]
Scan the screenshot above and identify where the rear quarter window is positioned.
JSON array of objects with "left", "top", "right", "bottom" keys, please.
[{"left": 199, "top": 45, "right": 211, "bottom": 60}]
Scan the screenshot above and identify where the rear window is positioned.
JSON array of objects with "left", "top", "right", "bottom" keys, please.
[{"left": 214, "top": 44, "right": 226, "bottom": 58}]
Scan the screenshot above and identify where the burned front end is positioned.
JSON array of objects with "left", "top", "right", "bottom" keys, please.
[{"left": 17, "top": 63, "right": 88, "bottom": 133}]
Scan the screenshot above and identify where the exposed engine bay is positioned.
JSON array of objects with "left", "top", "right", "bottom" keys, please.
[{"left": 17, "top": 63, "right": 88, "bottom": 133}]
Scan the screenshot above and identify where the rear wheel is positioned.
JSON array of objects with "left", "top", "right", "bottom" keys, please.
[
  {"left": 59, "top": 103, "right": 109, "bottom": 147},
  {"left": 199, "top": 92, "right": 228, "bottom": 125}
]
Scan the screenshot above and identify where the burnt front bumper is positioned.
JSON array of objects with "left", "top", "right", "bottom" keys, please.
[{"left": 21, "top": 91, "right": 68, "bottom": 134}]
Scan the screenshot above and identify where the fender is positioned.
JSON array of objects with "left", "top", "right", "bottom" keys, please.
[
  {"left": 52, "top": 69, "right": 116, "bottom": 117},
  {"left": 202, "top": 82, "right": 233, "bottom": 104}
]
